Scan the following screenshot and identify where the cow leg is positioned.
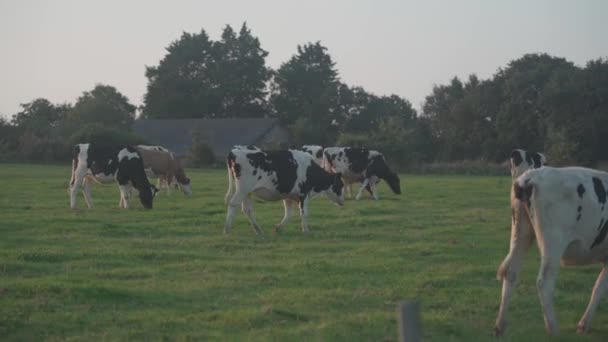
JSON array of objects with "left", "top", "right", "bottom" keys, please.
[
  {"left": 536, "top": 253, "right": 562, "bottom": 335},
  {"left": 156, "top": 178, "right": 164, "bottom": 194},
  {"left": 241, "top": 196, "right": 263, "bottom": 235},
  {"left": 369, "top": 176, "right": 379, "bottom": 200},
  {"left": 531, "top": 210, "right": 571, "bottom": 336},
  {"left": 355, "top": 178, "right": 371, "bottom": 201},
  {"left": 165, "top": 174, "right": 174, "bottom": 195},
  {"left": 298, "top": 196, "right": 310, "bottom": 233},
  {"left": 82, "top": 177, "right": 94, "bottom": 208},
  {"left": 494, "top": 208, "right": 535, "bottom": 336},
  {"left": 274, "top": 199, "right": 294, "bottom": 233},
  {"left": 224, "top": 165, "right": 235, "bottom": 205},
  {"left": 577, "top": 263, "right": 608, "bottom": 333},
  {"left": 118, "top": 184, "right": 131, "bottom": 209},
  {"left": 69, "top": 165, "right": 87, "bottom": 209},
  {"left": 224, "top": 191, "right": 246, "bottom": 234}
]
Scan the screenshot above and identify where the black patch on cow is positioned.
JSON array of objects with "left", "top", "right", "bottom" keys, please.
[
  {"left": 591, "top": 219, "right": 608, "bottom": 249},
  {"left": 578, "top": 205, "right": 582, "bottom": 212},
  {"left": 298, "top": 160, "right": 341, "bottom": 196},
  {"left": 366, "top": 155, "right": 401, "bottom": 194},
  {"left": 87, "top": 144, "right": 121, "bottom": 176},
  {"left": 117, "top": 147, "right": 155, "bottom": 209},
  {"left": 524, "top": 151, "right": 533, "bottom": 166},
  {"left": 344, "top": 148, "right": 370, "bottom": 174},
  {"left": 510, "top": 150, "right": 523, "bottom": 167},
  {"left": 315, "top": 149, "right": 323, "bottom": 159},
  {"left": 532, "top": 153, "right": 542, "bottom": 168},
  {"left": 227, "top": 151, "right": 241, "bottom": 178},
  {"left": 577, "top": 214, "right": 582, "bottom": 221},
  {"left": 252, "top": 169, "right": 257, "bottom": 176},
  {"left": 592, "top": 177, "right": 606, "bottom": 205},
  {"left": 513, "top": 182, "right": 533, "bottom": 203},
  {"left": 577, "top": 184, "right": 586, "bottom": 199},
  {"left": 86, "top": 144, "right": 155, "bottom": 209},
  {"left": 247, "top": 150, "right": 297, "bottom": 194}
]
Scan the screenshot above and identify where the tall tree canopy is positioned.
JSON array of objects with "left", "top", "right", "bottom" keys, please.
[
  {"left": 142, "top": 23, "right": 270, "bottom": 119},
  {"left": 68, "top": 84, "right": 136, "bottom": 130},
  {"left": 270, "top": 42, "right": 341, "bottom": 145},
  {"left": 11, "top": 98, "right": 70, "bottom": 136}
]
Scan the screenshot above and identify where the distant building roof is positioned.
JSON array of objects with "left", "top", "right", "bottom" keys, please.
[{"left": 132, "top": 118, "right": 288, "bottom": 157}]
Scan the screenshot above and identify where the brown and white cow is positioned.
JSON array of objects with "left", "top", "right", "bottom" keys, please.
[
  {"left": 69, "top": 143, "right": 158, "bottom": 209},
  {"left": 495, "top": 166, "right": 608, "bottom": 336},
  {"left": 136, "top": 146, "right": 192, "bottom": 196},
  {"left": 510, "top": 148, "right": 546, "bottom": 178},
  {"left": 323, "top": 147, "right": 400, "bottom": 200},
  {"left": 224, "top": 148, "right": 344, "bottom": 234}
]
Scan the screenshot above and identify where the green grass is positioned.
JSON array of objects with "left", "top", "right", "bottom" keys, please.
[{"left": 0, "top": 163, "right": 606, "bottom": 341}]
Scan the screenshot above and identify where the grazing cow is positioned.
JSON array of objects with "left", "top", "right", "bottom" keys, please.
[
  {"left": 301, "top": 145, "right": 324, "bottom": 166},
  {"left": 69, "top": 144, "right": 158, "bottom": 209},
  {"left": 224, "top": 148, "right": 345, "bottom": 234},
  {"left": 323, "top": 147, "right": 400, "bottom": 200},
  {"left": 510, "top": 148, "right": 546, "bottom": 178},
  {"left": 136, "top": 146, "right": 192, "bottom": 196},
  {"left": 495, "top": 167, "right": 608, "bottom": 336}
]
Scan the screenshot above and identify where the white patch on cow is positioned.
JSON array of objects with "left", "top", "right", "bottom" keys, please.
[
  {"left": 118, "top": 148, "right": 140, "bottom": 161},
  {"left": 108, "top": 159, "right": 113, "bottom": 165}
]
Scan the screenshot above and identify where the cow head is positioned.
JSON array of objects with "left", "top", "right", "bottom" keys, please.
[
  {"left": 178, "top": 177, "right": 192, "bottom": 196},
  {"left": 385, "top": 172, "right": 401, "bottom": 194},
  {"left": 324, "top": 173, "right": 345, "bottom": 206},
  {"left": 139, "top": 184, "right": 159, "bottom": 209}
]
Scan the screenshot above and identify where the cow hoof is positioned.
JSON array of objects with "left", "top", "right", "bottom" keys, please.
[
  {"left": 493, "top": 325, "right": 505, "bottom": 337},
  {"left": 576, "top": 322, "right": 589, "bottom": 334},
  {"left": 273, "top": 226, "right": 281, "bottom": 233}
]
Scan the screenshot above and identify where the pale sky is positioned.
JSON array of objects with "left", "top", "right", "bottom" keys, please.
[{"left": 1, "top": 0, "right": 607, "bottom": 119}]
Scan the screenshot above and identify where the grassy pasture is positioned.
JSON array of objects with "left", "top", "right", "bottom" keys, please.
[{"left": 0, "top": 163, "right": 606, "bottom": 341}]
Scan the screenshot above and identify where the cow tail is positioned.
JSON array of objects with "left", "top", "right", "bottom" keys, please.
[{"left": 224, "top": 156, "right": 234, "bottom": 205}]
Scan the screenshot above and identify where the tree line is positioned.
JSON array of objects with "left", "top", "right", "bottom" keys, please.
[{"left": 1, "top": 22, "right": 607, "bottom": 167}]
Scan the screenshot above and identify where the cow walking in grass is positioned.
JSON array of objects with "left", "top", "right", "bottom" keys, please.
[
  {"left": 495, "top": 167, "right": 608, "bottom": 336},
  {"left": 136, "top": 145, "right": 192, "bottom": 196},
  {"left": 69, "top": 143, "right": 158, "bottom": 209},
  {"left": 323, "top": 146, "right": 400, "bottom": 200},
  {"left": 224, "top": 148, "right": 344, "bottom": 234}
]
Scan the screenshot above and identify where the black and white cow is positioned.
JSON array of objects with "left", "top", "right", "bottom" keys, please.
[
  {"left": 301, "top": 145, "right": 324, "bottom": 166},
  {"left": 510, "top": 148, "right": 546, "bottom": 178},
  {"left": 495, "top": 167, "right": 608, "bottom": 336},
  {"left": 224, "top": 148, "right": 345, "bottom": 234},
  {"left": 69, "top": 143, "right": 158, "bottom": 209},
  {"left": 323, "top": 147, "right": 401, "bottom": 200}
]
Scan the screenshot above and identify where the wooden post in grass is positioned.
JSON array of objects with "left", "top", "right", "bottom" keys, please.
[{"left": 397, "top": 301, "right": 421, "bottom": 342}]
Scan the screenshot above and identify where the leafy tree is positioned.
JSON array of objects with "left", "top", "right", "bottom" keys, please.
[
  {"left": 68, "top": 84, "right": 136, "bottom": 131},
  {"left": 271, "top": 42, "right": 341, "bottom": 145},
  {"left": 494, "top": 54, "right": 577, "bottom": 159},
  {"left": 142, "top": 24, "right": 270, "bottom": 119},
  {"left": 11, "top": 98, "right": 70, "bottom": 136},
  {"left": 143, "top": 30, "right": 218, "bottom": 118},
  {"left": 216, "top": 23, "right": 271, "bottom": 118}
]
